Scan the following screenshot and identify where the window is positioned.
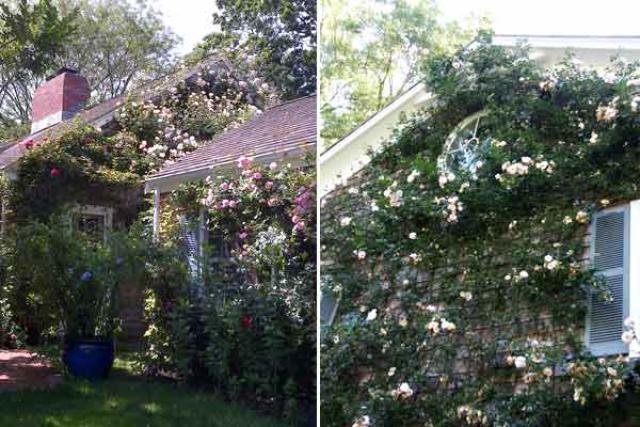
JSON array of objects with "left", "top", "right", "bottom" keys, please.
[
  {"left": 178, "top": 211, "right": 206, "bottom": 279},
  {"left": 320, "top": 292, "right": 340, "bottom": 331},
  {"left": 72, "top": 205, "right": 113, "bottom": 243},
  {"left": 586, "top": 205, "right": 629, "bottom": 356},
  {"left": 438, "top": 110, "right": 491, "bottom": 177}
]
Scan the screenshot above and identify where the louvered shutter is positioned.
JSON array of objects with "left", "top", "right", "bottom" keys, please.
[
  {"left": 587, "top": 207, "right": 629, "bottom": 356},
  {"left": 320, "top": 292, "right": 339, "bottom": 326},
  {"left": 320, "top": 292, "right": 340, "bottom": 339},
  {"left": 178, "top": 214, "right": 201, "bottom": 279}
]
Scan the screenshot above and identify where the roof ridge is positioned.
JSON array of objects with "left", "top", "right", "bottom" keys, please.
[{"left": 265, "top": 93, "right": 316, "bottom": 111}]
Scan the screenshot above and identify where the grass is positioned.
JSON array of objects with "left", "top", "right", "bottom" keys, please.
[{"left": 0, "top": 353, "right": 287, "bottom": 427}]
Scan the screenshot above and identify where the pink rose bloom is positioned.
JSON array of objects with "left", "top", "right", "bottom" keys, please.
[
  {"left": 50, "top": 167, "right": 62, "bottom": 177},
  {"left": 253, "top": 172, "right": 262, "bottom": 180},
  {"left": 265, "top": 181, "right": 274, "bottom": 189},
  {"left": 242, "top": 169, "right": 253, "bottom": 177},
  {"left": 293, "top": 222, "right": 305, "bottom": 232},
  {"left": 220, "top": 182, "right": 229, "bottom": 190},
  {"left": 292, "top": 215, "right": 301, "bottom": 224},
  {"left": 228, "top": 200, "right": 238, "bottom": 208},
  {"left": 237, "top": 155, "right": 253, "bottom": 169},
  {"left": 267, "top": 198, "right": 277, "bottom": 206},
  {"left": 269, "top": 162, "right": 277, "bottom": 171},
  {"left": 22, "top": 139, "right": 35, "bottom": 150},
  {"left": 221, "top": 199, "right": 230, "bottom": 208},
  {"left": 238, "top": 231, "right": 248, "bottom": 240}
]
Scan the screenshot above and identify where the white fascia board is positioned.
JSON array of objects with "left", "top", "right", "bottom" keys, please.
[
  {"left": 319, "top": 83, "right": 432, "bottom": 198},
  {"left": 321, "top": 83, "right": 428, "bottom": 162},
  {"left": 494, "top": 35, "right": 640, "bottom": 51}
]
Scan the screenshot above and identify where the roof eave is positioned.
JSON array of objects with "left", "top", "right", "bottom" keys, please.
[{"left": 144, "top": 143, "right": 315, "bottom": 194}]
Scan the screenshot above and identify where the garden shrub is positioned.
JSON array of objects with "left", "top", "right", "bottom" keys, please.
[
  {"left": 141, "top": 157, "right": 316, "bottom": 422},
  {"left": 321, "top": 32, "right": 640, "bottom": 426},
  {"left": 0, "top": 218, "right": 158, "bottom": 343}
]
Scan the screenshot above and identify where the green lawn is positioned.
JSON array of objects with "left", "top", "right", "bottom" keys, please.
[{"left": 0, "top": 355, "right": 286, "bottom": 427}]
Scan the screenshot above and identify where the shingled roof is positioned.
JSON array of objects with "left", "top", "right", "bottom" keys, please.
[
  {"left": 145, "top": 94, "right": 316, "bottom": 188},
  {"left": 0, "top": 56, "right": 238, "bottom": 171},
  {"left": 0, "top": 96, "right": 124, "bottom": 170}
]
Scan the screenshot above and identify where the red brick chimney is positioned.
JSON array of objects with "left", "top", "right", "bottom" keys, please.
[{"left": 31, "top": 67, "right": 90, "bottom": 134}]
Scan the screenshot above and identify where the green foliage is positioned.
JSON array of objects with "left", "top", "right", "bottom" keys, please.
[
  {"left": 9, "top": 124, "right": 143, "bottom": 221},
  {"left": 0, "top": 0, "right": 77, "bottom": 125},
  {"left": 0, "top": 295, "right": 24, "bottom": 348},
  {"left": 195, "top": 0, "right": 316, "bottom": 100},
  {"left": 321, "top": 35, "right": 640, "bottom": 426},
  {"left": 141, "top": 159, "right": 316, "bottom": 422},
  {"left": 1, "top": 218, "right": 145, "bottom": 340},
  {"left": 55, "top": 0, "right": 179, "bottom": 102},
  {"left": 320, "top": 0, "right": 484, "bottom": 148}
]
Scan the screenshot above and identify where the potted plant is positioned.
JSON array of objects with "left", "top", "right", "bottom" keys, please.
[
  {"left": 12, "top": 218, "right": 128, "bottom": 379},
  {"left": 61, "top": 257, "right": 119, "bottom": 380}
]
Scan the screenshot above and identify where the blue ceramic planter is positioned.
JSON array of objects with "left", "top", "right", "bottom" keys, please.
[{"left": 63, "top": 338, "right": 114, "bottom": 379}]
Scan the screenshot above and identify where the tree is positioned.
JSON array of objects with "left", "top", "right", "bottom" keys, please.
[
  {"left": 0, "top": 0, "right": 179, "bottom": 138},
  {"left": 56, "top": 0, "right": 179, "bottom": 102},
  {"left": 0, "top": 0, "right": 77, "bottom": 130},
  {"left": 320, "top": 0, "right": 485, "bottom": 148},
  {"left": 193, "top": 0, "right": 316, "bottom": 100}
]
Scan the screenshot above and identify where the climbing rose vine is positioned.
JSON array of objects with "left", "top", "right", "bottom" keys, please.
[
  {"left": 142, "top": 154, "right": 316, "bottom": 420},
  {"left": 321, "top": 33, "right": 640, "bottom": 426}
]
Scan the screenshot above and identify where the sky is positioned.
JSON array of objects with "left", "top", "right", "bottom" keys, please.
[
  {"left": 147, "top": 0, "right": 220, "bottom": 56},
  {"left": 438, "top": 0, "right": 640, "bottom": 36}
]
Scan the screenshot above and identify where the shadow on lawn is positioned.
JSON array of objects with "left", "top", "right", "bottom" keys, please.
[{"left": 0, "top": 353, "right": 287, "bottom": 427}]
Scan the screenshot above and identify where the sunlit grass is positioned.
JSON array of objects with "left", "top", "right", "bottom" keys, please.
[{"left": 0, "top": 355, "right": 286, "bottom": 427}]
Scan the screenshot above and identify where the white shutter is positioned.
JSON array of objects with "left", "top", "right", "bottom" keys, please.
[{"left": 586, "top": 206, "right": 629, "bottom": 356}]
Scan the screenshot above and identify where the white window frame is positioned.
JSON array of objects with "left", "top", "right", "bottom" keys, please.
[
  {"left": 438, "top": 110, "right": 489, "bottom": 177},
  {"left": 71, "top": 204, "right": 113, "bottom": 243}
]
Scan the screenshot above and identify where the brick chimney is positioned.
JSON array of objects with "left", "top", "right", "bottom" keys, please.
[{"left": 31, "top": 67, "right": 90, "bottom": 134}]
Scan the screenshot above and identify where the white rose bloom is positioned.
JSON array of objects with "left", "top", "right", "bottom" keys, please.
[
  {"left": 340, "top": 217, "right": 352, "bottom": 227},
  {"left": 514, "top": 356, "right": 527, "bottom": 369},
  {"left": 395, "top": 382, "right": 414, "bottom": 399},
  {"left": 575, "top": 210, "right": 589, "bottom": 224},
  {"left": 409, "top": 232, "right": 417, "bottom": 240},
  {"left": 355, "top": 250, "right": 367, "bottom": 260},
  {"left": 388, "top": 367, "right": 396, "bottom": 377},
  {"left": 366, "top": 309, "right": 378, "bottom": 322},
  {"left": 459, "top": 291, "right": 473, "bottom": 301},
  {"left": 519, "top": 270, "right": 529, "bottom": 280},
  {"left": 426, "top": 320, "right": 440, "bottom": 334},
  {"left": 352, "top": 415, "right": 371, "bottom": 427},
  {"left": 622, "top": 330, "right": 635, "bottom": 344},
  {"left": 441, "top": 319, "right": 456, "bottom": 332},
  {"left": 624, "top": 317, "right": 635, "bottom": 329}
]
